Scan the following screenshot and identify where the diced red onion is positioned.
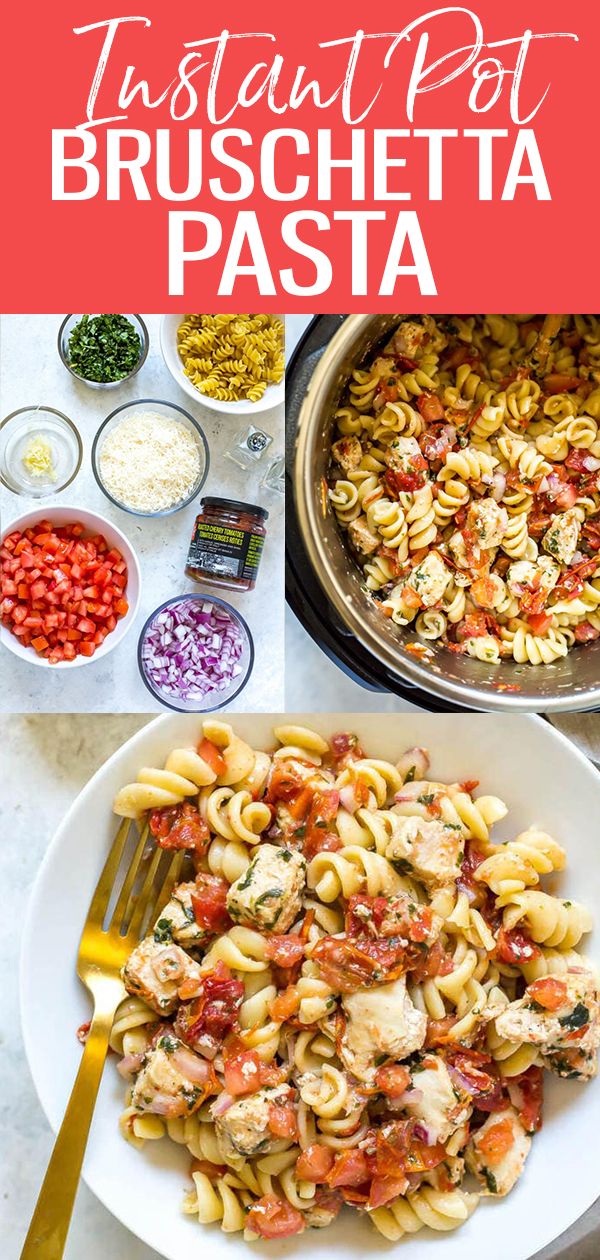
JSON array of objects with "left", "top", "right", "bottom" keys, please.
[
  {"left": 397, "top": 747, "right": 430, "bottom": 782},
  {"left": 172, "top": 1046, "right": 214, "bottom": 1083},
  {"left": 412, "top": 1122, "right": 433, "bottom": 1144},
  {"left": 141, "top": 599, "right": 246, "bottom": 702},
  {"left": 491, "top": 471, "right": 507, "bottom": 502},
  {"left": 339, "top": 784, "right": 361, "bottom": 814},
  {"left": 117, "top": 1052, "right": 145, "bottom": 1078},
  {"left": 579, "top": 454, "right": 600, "bottom": 472},
  {"left": 212, "top": 1090, "right": 235, "bottom": 1116}
]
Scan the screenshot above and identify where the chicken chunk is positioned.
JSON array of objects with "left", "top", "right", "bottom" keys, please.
[
  {"left": 507, "top": 557, "right": 560, "bottom": 599},
  {"left": 406, "top": 552, "right": 452, "bottom": 608},
  {"left": 466, "top": 499, "right": 508, "bottom": 549},
  {"left": 212, "top": 1083, "right": 293, "bottom": 1161},
  {"left": 122, "top": 937, "right": 203, "bottom": 1015},
  {"left": 404, "top": 1053, "right": 472, "bottom": 1144},
  {"left": 542, "top": 509, "right": 580, "bottom": 566},
  {"left": 392, "top": 320, "right": 426, "bottom": 359},
  {"left": 331, "top": 435, "right": 363, "bottom": 474},
  {"left": 494, "top": 971, "right": 600, "bottom": 1063},
  {"left": 131, "top": 1033, "right": 215, "bottom": 1117},
  {"left": 386, "top": 816, "right": 463, "bottom": 889},
  {"left": 347, "top": 514, "right": 380, "bottom": 556},
  {"left": 153, "top": 881, "right": 207, "bottom": 952},
  {"left": 385, "top": 435, "right": 423, "bottom": 476},
  {"left": 465, "top": 1106, "right": 531, "bottom": 1196},
  {"left": 226, "top": 843, "right": 306, "bottom": 932},
  {"left": 339, "top": 976, "right": 427, "bottom": 1083}
]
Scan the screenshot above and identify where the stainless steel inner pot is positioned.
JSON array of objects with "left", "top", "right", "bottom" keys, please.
[{"left": 293, "top": 313, "right": 600, "bottom": 712}]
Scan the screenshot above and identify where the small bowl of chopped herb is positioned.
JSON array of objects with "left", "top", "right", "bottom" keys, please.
[{"left": 58, "top": 314, "right": 149, "bottom": 389}]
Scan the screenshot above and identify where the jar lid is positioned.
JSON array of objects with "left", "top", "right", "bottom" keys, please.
[{"left": 201, "top": 496, "right": 269, "bottom": 521}]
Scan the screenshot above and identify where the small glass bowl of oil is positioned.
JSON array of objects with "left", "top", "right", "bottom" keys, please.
[{"left": 0, "top": 406, "right": 83, "bottom": 497}]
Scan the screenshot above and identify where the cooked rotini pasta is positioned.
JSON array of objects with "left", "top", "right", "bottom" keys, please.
[
  {"left": 177, "top": 314, "right": 284, "bottom": 402},
  {"left": 328, "top": 315, "right": 600, "bottom": 666},
  {"left": 112, "top": 721, "right": 599, "bottom": 1243}
]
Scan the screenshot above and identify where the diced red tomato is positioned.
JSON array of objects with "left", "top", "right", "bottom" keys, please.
[
  {"left": 191, "top": 873, "right": 232, "bottom": 934},
  {"left": 295, "top": 1144, "right": 336, "bottom": 1182},
  {"left": 416, "top": 391, "right": 445, "bottom": 423},
  {"left": 245, "top": 1196, "right": 305, "bottom": 1239},
  {"left": 268, "top": 1096, "right": 298, "bottom": 1140},
  {"left": 368, "top": 1176, "right": 409, "bottom": 1209},
  {"left": 527, "top": 977, "right": 568, "bottom": 1011},
  {"left": 374, "top": 1064, "right": 411, "bottom": 1098},
  {"left": 325, "top": 1149, "right": 370, "bottom": 1188},
  {"left": 527, "top": 613, "right": 553, "bottom": 635},
  {"left": 148, "top": 802, "right": 210, "bottom": 854},
  {"left": 444, "top": 1048, "right": 504, "bottom": 1111},
  {"left": 510, "top": 1066, "right": 544, "bottom": 1133},
  {"left": 197, "top": 738, "right": 226, "bottom": 776},
  {"left": 456, "top": 610, "right": 501, "bottom": 641},
  {"left": 190, "top": 1158, "right": 227, "bottom": 1180},
  {"left": 265, "top": 763, "right": 308, "bottom": 805},
  {"left": 312, "top": 934, "right": 409, "bottom": 992},
  {"left": 0, "top": 522, "right": 128, "bottom": 662},
  {"left": 385, "top": 461, "right": 428, "bottom": 496},
  {"left": 575, "top": 621, "right": 600, "bottom": 643},
  {"left": 478, "top": 1116, "right": 515, "bottom": 1164},
  {"left": 409, "top": 938, "right": 454, "bottom": 984},
  {"left": 264, "top": 934, "right": 306, "bottom": 969},
  {"left": 222, "top": 1045, "right": 284, "bottom": 1096},
  {"left": 268, "top": 985, "right": 300, "bottom": 1022},
  {"left": 495, "top": 925, "right": 541, "bottom": 965},
  {"left": 175, "top": 962, "right": 243, "bottom": 1054},
  {"left": 330, "top": 732, "right": 364, "bottom": 767},
  {"left": 303, "top": 789, "right": 342, "bottom": 860}
]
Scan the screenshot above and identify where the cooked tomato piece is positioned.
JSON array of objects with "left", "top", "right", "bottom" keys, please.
[
  {"left": 510, "top": 1066, "right": 544, "bottom": 1133},
  {"left": 368, "top": 1175, "right": 410, "bottom": 1208},
  {"left": 265, "top": 763, "right": 308, "bottom": 805},
  {"left": 268, "top": 1097, "right": 298, "bottom": 1140},
  {"left": 457, "top": 610, "right": 501, "bottom": 641},
  {"left": 191, "top": 873, "right": 231, "bottom": 934},
  {"left": 495, "top": 926, "right": 541, "bottom": 965},
  {"left": 268, "top": 986, "right": 300, "bottom": 1021},
  {"left": 416, "top": 391, "right": 445, "bottom": 423},
  {"left": 175, "top": 962, "right": 243, "bottom": 1054},
  {"left": 197, "top": 737, "right": 226, "bottom": 776},
  {"left": 409, "top": 938, "right": 454, "bottom": 983},
  {"left": 543, "top": 374, "right": 582, "bottom": 393},
  {"left": 457, "top": 842, "right": 487, "bottom": 901},
  {"left": 444, "top": 1048, "right": 504, "bottom": 1111},
  {"left": 302, "top": 789, "right": 341, "bottom": 860},
  {"left": 477, "top": 1116, "right": 515, "bottom": 1164},
  {"left": 264, "top": 934, "right": 305, "bottom": 969},
  {"left": 325, "top": 1149, "right": 370, "bottom": 1188},
  {"left": 222, "top": 1046, "right": 283, "bottom": 1096},
  {"left": 527, "top": 977, "right": 568, "bottom": 1011},
  {"left": 527, "top": 612, "right": 553, "bottom": 635},
  {"left": 330, "top": 732, "right": 364, "bottom": 767},
  {"left": 246, "top": 1196, "right": 305, "bottom": 1239},
  {"left": 575, "top": 621, "right": 600, "bottom": 643},
  {"left": 295, "top": 1144, "right": 336, "bottom": 1182},
  {"left": 374, "top": 1064, "right": 411, "bottom": 1098},
  {"left": 149, "top": 802, "right": 210, "bottom": 854},
  {"left": 385, "top": 462, "right": 428, "bottom": 496},
  {"left": 190, "top": 1158, "right": 227, "bottom": 1180}
]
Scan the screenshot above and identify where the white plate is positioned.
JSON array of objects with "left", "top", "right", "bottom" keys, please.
[
  {"left": 20, "top": 714, "right": 600, "bottom": 1260},
  {"left": 1, "top": 505, "right": 141, "bottom": 668},
  {"left": 160, "top": 314, "right": 285, "bottom": 415}
]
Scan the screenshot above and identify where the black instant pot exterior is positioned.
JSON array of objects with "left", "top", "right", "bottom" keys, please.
[{"left": 285, "top": 316, "right": 464, "bottom": 712}]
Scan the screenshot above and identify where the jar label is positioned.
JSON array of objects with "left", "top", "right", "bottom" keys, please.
[{"left": 188, "top": 520, "right": 265, "bottom": 582}]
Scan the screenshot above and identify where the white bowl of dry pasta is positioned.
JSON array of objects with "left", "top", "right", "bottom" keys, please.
[
  {"left": 160, "top": 314, "right": 285, "bottom": 415},
  {"left": 20, "top": 713, "right": 600, "bottom": 1260}
]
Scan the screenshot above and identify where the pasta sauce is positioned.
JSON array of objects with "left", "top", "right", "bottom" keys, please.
[{"left": 186, "top": 497, "right": 268, "bottom": 592}]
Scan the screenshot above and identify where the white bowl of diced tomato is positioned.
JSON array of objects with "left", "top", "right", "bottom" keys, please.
[{"left": 0, "top": 506, "right": 141, "bottom": 667}]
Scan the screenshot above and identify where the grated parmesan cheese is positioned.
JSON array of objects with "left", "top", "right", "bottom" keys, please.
[{"left": 98, "top": 411, "right": 202, "bottom": 512}]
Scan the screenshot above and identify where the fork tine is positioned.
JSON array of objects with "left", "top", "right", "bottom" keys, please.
[
  {"left": 126, "top": 845, "right": 164, "bottom": 940},
  {"left": 148, "top": 851, "right": 185, "bottom": 925},
  {"left": 110, "top": 824, "right": 150, "bottom": 932},
  {"left": 87, "top": 818, "right": 132, "bottom": 927}
]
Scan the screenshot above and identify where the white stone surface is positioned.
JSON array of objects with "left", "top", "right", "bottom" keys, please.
[
  {"left": 284, "top": 313, "right": 424, "bottom": 713},
  {"left": 0, "top": 315, "right": 284, "bottom": 713},
  {"left": 1, "top": 714, "right": 599, "bottom": 1260}
]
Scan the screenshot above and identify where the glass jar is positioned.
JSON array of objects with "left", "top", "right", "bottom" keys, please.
[{"left": 185, "top": 497, "right": 269, "bottom": 592}]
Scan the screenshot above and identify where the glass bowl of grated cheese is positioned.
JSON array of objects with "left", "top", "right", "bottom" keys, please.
[
  {"left": 0, "top": 406, "right": 83, "bottom": 497},
  {"left": 91, "top": 398, "right": 210, "bottom": 516}
]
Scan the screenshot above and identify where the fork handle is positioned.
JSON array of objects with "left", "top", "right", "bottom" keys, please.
[{"left": 20, "top": 995, "right": 118, "bottom": 1259}]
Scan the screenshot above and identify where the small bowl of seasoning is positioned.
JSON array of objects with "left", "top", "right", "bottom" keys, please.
[
  {"left": 92, "top": 398, "right": 210, "bottom": 516},
  {"left": 186, "top": 498, "right": 269, "bottom": 593},
  {"left": 0, "top": 406, "right": 83, "bottom": 497},
  {"left": 138, "top": 594, "right": 254, "bottom": 712},
  {"left": 58, "top": 314, "right": 149, "bottom": 389}
]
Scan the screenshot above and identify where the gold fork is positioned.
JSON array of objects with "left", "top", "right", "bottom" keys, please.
[{"left": 20, "top": 818, "right": 184, "bottom": 1260}]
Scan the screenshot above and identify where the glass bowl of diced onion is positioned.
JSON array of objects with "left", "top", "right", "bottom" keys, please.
[{"left": 137, "top": 594, "right": 255, "bottom": 711}]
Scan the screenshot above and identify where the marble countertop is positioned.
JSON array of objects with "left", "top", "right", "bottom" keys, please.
[
  {"left": 0, "top": 315, "right": 284, "bottom": 713},
  {"left": 2, "top": 713, "right": 598, "bottom": 1260}
]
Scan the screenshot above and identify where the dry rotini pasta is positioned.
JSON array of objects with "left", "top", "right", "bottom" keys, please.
[
  {"left": 112, "top": 720, "right": 599, "bottom": 1243},
  {"left": 177, "top": 314, "right": 284, "bottom": 402},
  {"left": 328, "top": 315, "right": 600, "bottom": 666}
]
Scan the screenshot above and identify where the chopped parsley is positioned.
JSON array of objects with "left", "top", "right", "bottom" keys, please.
[
  {"left": 558, "top": 1002, "right": 589, "bottom": 1031},
  {"left": 67, "top": 314, "right": 142, "bottom": 382},
  {"left": 483, "top": 1168, "right": 498, "bottom": 1194},
  {"left": 153, "top": 918, "right": 174, "bottom": 944}
]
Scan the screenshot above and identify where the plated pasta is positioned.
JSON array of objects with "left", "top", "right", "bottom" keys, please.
[
  {"left": 327, "top": 315, "right": 600, "bottom": 666},
  {"left": 177, "top": 314, "right": 284, "bottom": 402},
  {"left": 111, "top": 721, "right": 599, "bottom": 1242}
]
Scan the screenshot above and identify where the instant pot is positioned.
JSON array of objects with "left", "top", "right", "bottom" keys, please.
[{"left": 285, "top": 315, "right": 600, "bottom": 713}]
